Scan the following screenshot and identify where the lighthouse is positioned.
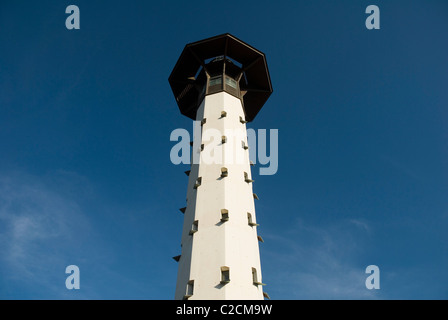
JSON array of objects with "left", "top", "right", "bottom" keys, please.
[{"left": 169, "top": 34, "right": 273, "bottom": 300}]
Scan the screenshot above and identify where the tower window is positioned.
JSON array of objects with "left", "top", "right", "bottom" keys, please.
[
  {"left": 220, "top": 266, "right": 230, "bottom": 284},
  {"left": 247, "top": 212, "right": 259, "bottom": 227},
  {"left": 252, "top": 267, "right": 266, "bottom": 286},
  {"left": 184, "top": 280, "right": 194, "bottom": 299},
  {"left": 252, "top": 268, "right": 258, "bottom": 284},
  {"left": 194, "top": 177, "right": 202, "bottom": 189},
  {"left": 244, "top": 172, "right": 254, "bottom": 183},
  {"left": 209, "top": 76, "right": 222, "bottom": 87},
  {"left": 189, "top": 220, "right": 198, "bottom": 235},
  {"left": 225, "top": 77, "right": 238, "bottom": 89},
  {"left": 221, "top": 209, "right": 229, "bottom": 222}
]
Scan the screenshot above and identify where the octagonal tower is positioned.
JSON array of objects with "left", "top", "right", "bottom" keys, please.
[{"left": 169, "top": 34, "right": 273, "bottom": 300}]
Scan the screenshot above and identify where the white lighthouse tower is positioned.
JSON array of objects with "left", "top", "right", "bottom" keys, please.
[{"left": 169, "top": 34, "right": 273, "bottom": 300}]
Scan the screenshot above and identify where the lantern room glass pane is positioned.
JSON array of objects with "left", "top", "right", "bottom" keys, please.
[
  {"left": 225, "top": 77, "right": 237, "bottom": 89},
  {"left": 209, "top": 76, "right": 222, "bottom": 87}
]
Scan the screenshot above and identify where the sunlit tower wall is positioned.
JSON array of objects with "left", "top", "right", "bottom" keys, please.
[{"left": 169, "top": 34, "right": 273, "bottom": 300}]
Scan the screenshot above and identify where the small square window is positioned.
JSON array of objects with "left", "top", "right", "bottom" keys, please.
[
  {"left": 252, "top": 267, "right": 258, "bottom": 283},
  {"left": 184, "top": 280, "right": 194, "bottom": 299},
  {"left": 221, "top": 209, "right": 229, "bottom": 222},
  {"left": 189, "top": 220, "right": 198, "bottom": 235},
  {"left": 220, "top": 266, "right": 230, "bottom": 284},
  {"left": 194, "top": 177, "right": 202, "bottom": 189},
  {"left": 221, "top": 167, "right": 228, "bottom": 178},
  {"left": 252, "top": 267, "right": 266, "bottom": 286},
  {"left": 240, "top": 116, "right": 248, "bottom": 124},
  {"left": 247, "top": 212, "right": 259, "bottom": 227}
]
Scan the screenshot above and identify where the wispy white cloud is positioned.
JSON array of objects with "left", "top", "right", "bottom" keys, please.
[
  {"left": 0, "top": 171, "right": 95, "bottom": 298},
  {"left": 348, "top": 218, "right": 371, "bottom": 234},
  {"left": 262, "top": 217, "right": 380, "bottom": 299},
  {"left": 378, "top": 154, "right": 425, "bottom": 182},
  {"left": 0, "top": 170, "right": 175, "bottom": 299}
]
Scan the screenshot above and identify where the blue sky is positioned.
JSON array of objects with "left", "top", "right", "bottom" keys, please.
[{"left": 0, "top": 0, "right": 447, "bottom": 299}]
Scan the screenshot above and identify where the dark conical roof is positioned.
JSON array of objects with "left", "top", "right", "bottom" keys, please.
[{"left": 168, "top": 33, "right": 273, "bottom": 122}]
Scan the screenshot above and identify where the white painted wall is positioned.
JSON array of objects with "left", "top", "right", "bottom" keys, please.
[{"left": 174, "top": 92, "right": 264, "bottom": 300}]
